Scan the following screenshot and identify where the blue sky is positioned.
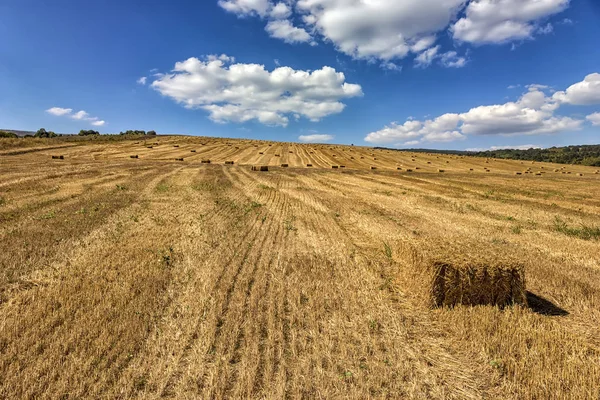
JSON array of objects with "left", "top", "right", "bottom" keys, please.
[{"left": 1, "top": 0, "right": 599, "bottom": 150}]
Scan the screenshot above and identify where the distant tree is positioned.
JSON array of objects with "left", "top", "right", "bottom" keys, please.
[
  {"left": 78, "top": 129, "right": 100, "bottom": 136},
  {"left": 147, "top": 130, "right": 157, "bottom": 136},
  {"left": 34, "top": 128, "right": 57, "bottom": 138},
  {"left": 0, "top": 130, "right": 18, "bottom": 138}
]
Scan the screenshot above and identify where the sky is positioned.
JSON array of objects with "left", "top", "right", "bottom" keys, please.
[{"left": 1, "top": 0, "right": 599, "bottom": 150}]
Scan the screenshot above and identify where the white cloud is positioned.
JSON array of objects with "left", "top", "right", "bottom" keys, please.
[
  {"left": 151, "top": 55, "right": 362, "bottom": 127},
  {"left": 218, "top": 0, "right": 271, "bottom": 17},
  {"left": 381, "top": 61, "right": 402, "bottom": 72},
  {"left": 270, "top": 2, "right": 292, "bottom": 19},
  {"left": 466, "top": 144, "right": 542, "bottom": 151},
  {"left": 587, "top": 112, "right": 600, "bottom": 126},
  {"left": 365, "top": 74, "right": 595, "bottom": 145},
  {"left": 298, "top": 134, "right": 334, "bottom": 142},
  {"left": 45, "top": 107, "right": 106, "bottom": 126},
  {"left": 552, "top": 73, "right": 600, "bottom": 105},
  {"left": 452, "top": 0, "right": 569, "bottom": 44},
  {"left": 507, "top": 84, "right": 521, "bottom": 89},
  {"left": 46, "top": 107, "right": 73, "bottom": 116},
  {"left": 137, "top": 76, "right": 147, "bottom": 85},
  {"left": 265, "top": 19, "right": 312, "bottom": 43},
  {"left": 440, "top": 51, "right": 467, "bottom": 68},
  {"left": 415, "top": 46, "right": 440, "bottom": 68},
  {"left": 219, "top": 0, "right": 571, "bottom": 66}
]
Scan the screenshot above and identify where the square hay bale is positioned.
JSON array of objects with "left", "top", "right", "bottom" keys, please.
[
  {"left": 340, "top": 165, "right": 346, "bottom": 168},
  {"left": 201, "top": 159, "right": 211, "bottom": 164},
  {"left": 225, "top": 161, "right": 234, "bottom": 165},
  {"left": 175, "top": 157, "right": 184, "bottom": 161},
  {"left": 515, "top": 172, "right": 522, "bottom": 175},
  {"left": 396, "top": 239, "right": 527, "bottom": 308},
  {"left": 147, "top": 146, "right": 153, "bottom": 149},
  {"left": 397, "top": 167, "right": 402, "bottom": 170},
  {"left": 51, "top": 155, "right": 64, "bottom": 160},
  {"left": 469, "top": 168, "right": 474, "bottom": 171},
  {"left": 281, "top": 163, "right": 289, "bottom": 167},
  {"left": 191, "top": 150, "right": 196, "bottom": 152},
  {"left": 427, "top": 161, "right": 432, "bottom": 164},
  {"left": 406, "top": 169, "right": 413, "bottom": 172},
  {"left": 438, "top": 169, "right": 445, "bottom": 173},
  {"left": 306, "top": 163, "right": 313, "bottom": 167},
  {"left": 251, "top": 165, "right": 269, "bottom": 171},
  {"left": 370, "top": 166, "right": 377, "bottom": 170},
  {"left": 289, "top": 151, "right": 293, "bottom": 153},
  {"left": 259, "top": 152, "right": 264, "bottom": 155},
  {"left": 173, "top": 145, "right": 179, "bottom": 148},
  {"left": 332, "top": 165, "right": 339, "bottom": 169},
  {"left": 275, "top": 154, "right": 280, "bottom": 157},
  {"left": 130, "top": 155, "right": 139, "bottom": 159}
]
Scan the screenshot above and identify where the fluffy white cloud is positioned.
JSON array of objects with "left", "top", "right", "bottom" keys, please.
[
  {"left": 151, "top": 55, "right": 362, "bottom": 127},
  {"left": 587, "top": 112, "right": 600, "bottom": 126},
  {"left": 218, "top": 0, "right": 271, "bottom": 17},
  {"left": 137, "top": 76, "right": 147, "bottom": 85},
  {"left": 365, "top": 74, "right": 596, "bottom": 145},
  {"left": 552, "top": 73, "right": 600, "bottom": 105},
  {"left": 219, "top": 0, "right": 570, "bottom": 66},
  {"left": 452, "top": 0, "right": 569, "bottom": 43},
  {"left": 46, "top": 107, "right": 73, "bottom": 116},
  {"left": 265, "top": 19, "right": 312, "bottom": 43},
  {"left": 466, "top": 144, "right": 542, "bottom": 151},
  {"left": 45, "top": 107, "right": 106, "bottom": 126},
  {"left": 298, "top": 134, "right": 334, "bottom": 142},
  {"left": 415, "top": 46, "right": 440, "bottom": 68}
]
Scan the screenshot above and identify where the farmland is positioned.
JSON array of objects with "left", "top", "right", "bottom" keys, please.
[{"left": 1, "top": 136, "right": 599, "bottom": 399}]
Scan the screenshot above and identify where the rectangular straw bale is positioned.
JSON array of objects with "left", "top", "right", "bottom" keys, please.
[
  {"left": 201, "top": 159, "right": 211, "bottom": 164},
  {"left": 251, "top": 165, "right": 269, "bottom": 171},
  {"left": 395, "top": 239, "right": 527, "bottom": 308},
  {"left": 225, "top": 161, "right": 234, "bottom": 165}
]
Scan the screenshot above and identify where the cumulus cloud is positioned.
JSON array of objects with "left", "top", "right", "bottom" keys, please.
[
  {"left": 587, "top": 112, "right": 600, "bottom": 126},
  {"left": 151, "top": 55, "right": 362, "bottom": 127},
  {"left": 298, "top": 134, "right": 334, "bottom": 142},
  {"left": 137, "top": 76, "right": 147, "bottom": 85},
  {"left": 46, "top": 107, "right": 73, "bottom": 116},
  {"left": 552, "top": 73, "right": 600, "bottom": 105},
  {"left": 219, "top": 0, "right": 570, "bottom": 66},
  {"left": 415, "top": 46, "right": 441, "bottom": 68},
  {"left": 452, "top": 0, "right": 569, "bottom": 44},
  {"left": 365, "top": 73, "right": 597, "bottom": 145},
  {"left": 466, "top": 144, "right": 542, "bottom": 151},
  {"left": 265, "top": 19, "right": 312, "bottom": 43},
  {"left": 45, "top": 107, "right": 106, "bottom": 126}
]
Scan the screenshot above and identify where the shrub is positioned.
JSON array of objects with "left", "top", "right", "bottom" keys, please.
[{"left": 0, "top": 131, "right": 17, "bottom": 138}]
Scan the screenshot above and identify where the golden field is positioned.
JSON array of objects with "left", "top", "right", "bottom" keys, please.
[{"left": 0, "top": 136, "right": 599, "bottom": 399}]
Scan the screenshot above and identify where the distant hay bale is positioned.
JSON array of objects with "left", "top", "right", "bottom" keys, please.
[
  {"left": 373, "top": 158, "right": 377, "bottom": 160},
  {"left": 427, "top": 161, "right": 432, "bottom": 164},
  {"left": 350, "top": 156, "right": 355, "bottom": 159},
  {"left": 281, "top": 163, "right": 289, "bottom": 167},
  {"left": 340, "top": 165, "right": 346, "bottom": 168},
  {"left": 370, "top": 166, "right": 377, "bottom": 170},
  {"left": 406, "top": 169, "right": 413, "bottom": 172},
  {"left": 554, "top": 168, "right": 559, "bottom": 172},
  {"left": 289, "top": 151, "right": 293, "bottom": 153},
  {"left": 396, "top": 239, "right": 527, "bottom": 308},
  {"left": 332, "top": 165, "right": 339, "bottom": 169},
  {"left": 225, "top": 161, "right": 234, "bottom": 165},
  {"left": 130, "top": 155, "right": 138, "bottom": 159},
  {"left": 306, "top": 163, "right": 313, "bottom": 167},
  {"left": 446, "top": 160, "right": 449, "bottom": 163},
  {"left": 469, "top": 168, "right": 474, "bottom": 171},
  {"left": 147, "top": 146, "right": 153, "bottom": 149},
  {"left": 438, "top": 169, "right": 445, "bottom": 173},
  {"left": 535, "top": 172, "right": 542, "bottom": 176},
  {"left": 51, "top": 155, "right": 64, "bottom": 160},
  {"left": 577, "top": 173, "right": 583, "bottom": 176},
  {"left": 360, "top": 156, "right": 364, "bottom": 159},
  {"left": 173, "top": 145, "right": 179, "bottom": 148},
  {"left": 515, "top": 172, "right": 522, "bottom": 175},
  {"left": 251, "top": 165, "right": 269, "bottom": 171},
  {"left": 191, "top": 150, "right": 196, "bottom": 152},
  {"left": 201, "top": 159, "right": 211, "bottom": 164},
  {"left": 175, "top": 157, "right": 184, "bottom": 161},
  {"left": 397, "top": 167, "right": 402, "bottom": 170},
  {"left": 275, "top": 154, "right": 280, "bottom": 157},
  {"left": 259, "top": 152, "right": 264, "bottom": 155}
]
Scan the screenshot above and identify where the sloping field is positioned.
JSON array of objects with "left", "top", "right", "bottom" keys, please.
[{"left": 1, "top": 136, "right": 599, "bottom": 399}]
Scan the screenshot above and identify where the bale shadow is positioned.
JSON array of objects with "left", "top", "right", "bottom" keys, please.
[{"left": 526, "top": 291, "right": 569, "bottom": 316}]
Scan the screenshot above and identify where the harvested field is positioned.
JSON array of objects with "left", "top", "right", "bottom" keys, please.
[{"left": 0, "top": 136, "right": 599, "bottom": 399}]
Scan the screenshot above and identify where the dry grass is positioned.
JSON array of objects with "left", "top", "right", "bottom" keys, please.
[{"left": 0, "top": 135, "right": 599, "bottom": 399}]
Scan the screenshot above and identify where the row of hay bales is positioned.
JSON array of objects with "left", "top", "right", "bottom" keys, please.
[{"left": 394, "top": 238, "right": 527, "bottom": 308}]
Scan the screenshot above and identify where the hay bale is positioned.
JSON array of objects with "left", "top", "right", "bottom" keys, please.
[
  {"left": 224, "top": 161, "right": 234, "bottom": 165},
  {"left": 275, "top": 154, "right": 280, "bottom": 157},
  {"left": 332, "top": 165, "right": 339, "bottom": 169},
  {"left": 173, "top": 145, "right": 179, "bottom": 148},
  {"left": 306, "top": 163, "right": 313, "bottom": 167},
  {"left": 397, "top": 167, "right": 402, "bottom": 170},
  {"left": 251, "top": 165, "right": 269, "bottom": 171},
  {"left": 191, "top": 150, "right": 196, "bottom": 152},
  {"left": 515, "top": 172, "right": 522, "bottom": 175},
  {"left": 396, "top": 239, "right": 527, "bottom": 308},
  {"left": 51, "top": 155, "right": 64, "bottom": 160},
  {"left": 427, "top": 161, "right": 432, "bottom": 164},
  {"left": 259, "top": 152, "right": 264, "bottom": 155},
  {"left": 370, "top": 166, "right": 377, "bottom": 170},
  {"left": 130, "top": 155, "right": 139, "bottom": 159},
  {"left": 340, "top": 165, "right": 346, "bottom": 168},
  {"left": 469, "top": 168, "right": 474, "bottom": 171},
  {"left": 175, "top": 157, "right": 184, "bottom": 161},
  {"left": 438, "top": 169, "right": 445, "bottom": 173},
  {"left": 289, "top": 151, "right": 293, "bottom": 153},
  {"left": 577, "top": 173, "right": 583, "bottom": 176},
  {"left": 201, "top": 160, "right": 211, "bottom": 164},
  {"left": 147, "top": 146, "right": 153, "bottom": 149},
  {"left": 281, "top": 163, "right": 289, "bottom": 167},
  {"left": 406, "top": 169, "right": 413, "bottom": 172}
]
